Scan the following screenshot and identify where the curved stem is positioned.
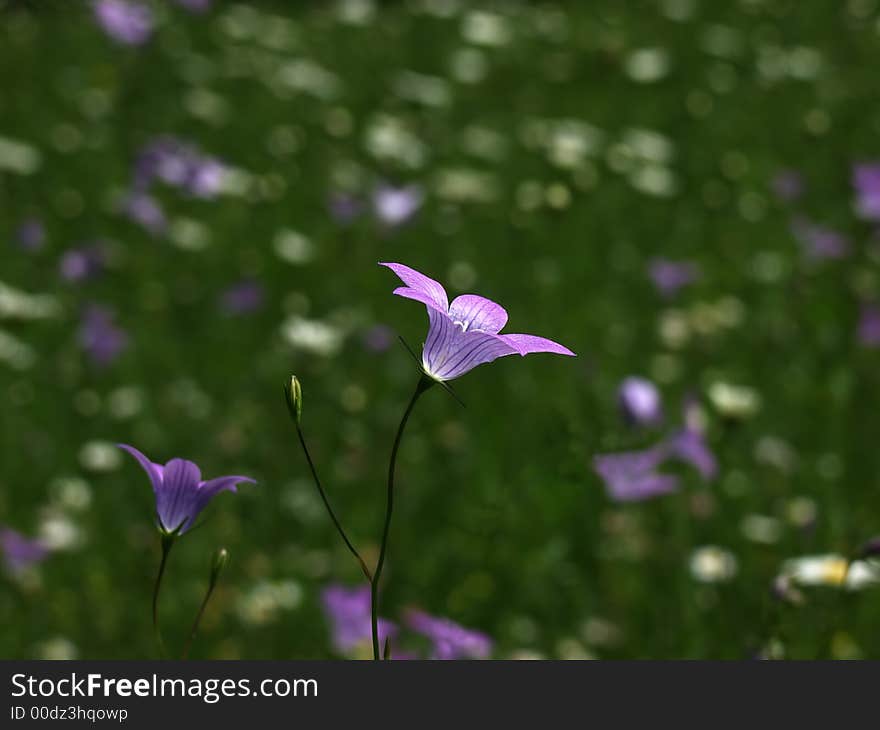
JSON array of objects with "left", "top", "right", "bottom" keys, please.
[
  {"left": 152, "top": 534, "right": 174, "bottom": 659},
  {"left": 295, "top": 425, "right": 372, "bottom": 582},
  {"left": 371, "top": 374, "right": 433, "bottom": 660},
  {"left": 181, "top": 580, "right": 218, "bottom": 660}
]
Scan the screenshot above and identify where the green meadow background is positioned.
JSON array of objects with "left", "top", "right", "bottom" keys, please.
[{"left": 2, "top": 0, "right": 880, "bottom": 659}]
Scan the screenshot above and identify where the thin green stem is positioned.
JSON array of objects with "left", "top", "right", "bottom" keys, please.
[
  {"left": 371, "top": 374, "right": 433, "bottom": 660},
  {"left": 152, "top": 534, "right": 174, "bottom": 659},
  {"left": 295, "top": 425, "right": 373, "bottom": 582},
  {"left": 181, "top": 581, "right": 218, "bottom": 660}
]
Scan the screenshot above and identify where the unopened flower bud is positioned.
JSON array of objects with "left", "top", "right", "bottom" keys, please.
[
  {"left": 284, "top": 375, "right": 303, "bottom": 426},
  {"left": 210, "top": 547, "right": 229, "bottom": 587}
]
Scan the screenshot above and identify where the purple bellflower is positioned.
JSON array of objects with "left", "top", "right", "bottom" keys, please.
[
  {"left": 380, "top": 262, "right": 575, "bottom": 382},
  {"left": 618, "top": 376, "right": 663, "bottom": 427},
  {"left": 219, "top": 280, "right": 265, "bottom": 316},
  {"left": 373, "top": 184, "right": 424, "bottom": 227},
  {"left": 93, "top": 0, "right": 154, "bottom": 46},
  {"left": 853, "top": 163, "right": 880, "bottom": 222},
  {"left": 405, "top": 610, "right": 492, "bottom": 660},
  {"left": 648, "top": 258, "right": 699, "bottom": 298},
  {"left": 593, "top": 400, "right": 716, "bottom": 502},
  {"left": 78, "top": 305, "right": 128, "bottom": 367},
  {"left": 322, "top": 585, "right": 397, "bottom": 655},
  {"left": 118, "top": 444, "right": 255, "bottom": 535},
  {"left": 791, "top": 217, "right": 850, "bottom": 261},
  {"left": 0, "top": 527, "right": 49, "bottom": 574},
  {"left": 771, "top": 169, "right": 805, "bottom": 203},
  {"left": 858, "top": 302, "right": 880, "bottom": 348},
  {"left": 14, "top": 218, "right": 45, "bottom": 252}
]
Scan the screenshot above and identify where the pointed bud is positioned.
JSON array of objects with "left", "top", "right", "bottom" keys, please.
[
  {"left": 209, "top": 548, "right": 229, "bottom": 587},
  {"left": 383, "top": 636, "right": 392, "bottom": 660},
  {"left": 284, "top": 375, "right": 302, "bottom": 426}
]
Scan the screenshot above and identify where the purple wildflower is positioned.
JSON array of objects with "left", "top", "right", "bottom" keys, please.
[
  {"left": 0, "top": 528, "right": 49, "bottom": 574},
  {"left": 78, "top": 305, "right": 128, "bottom": 367},
  {"left": 121, "top": 192, "right": 167, "bottom": 236},
  {"left": 858, "top": 303, "right": 880, "bottom": 347},
  {"left": 219, "top": 280, "right": 265, "bottom": 316},
  {"left": 791, "top": 217, "right": 850, "bottom": 261},
  {"left": 59, "top": 246, "right": 105, "bottom": 283},
  {"left": 405, "top": 610, "right": 492, "bottom": 660},
  {"left": 14, "top": 218, "right": 45, "bottom": 252},
  {"left": 321, "top": 585, "right": 397, "bottom": 655},
  {"left": 93, "top": 0, "right": 153, "bottom": 46},
  {"left": 618, "top": 376, "right": 663, "bottom": 427},
  {"left": 133, "top": 137, "right": 226, "bottom": 199},
  {"left": 648, "top": 258, "right": 699, "bottom": 298},
  {"left": 327, "top": 192, "right": 364, "bottom": 225},
  {"left": 771, "top": 169, "right": 805, "bottom": 203},
  {"left": 381, "top": 262, "right": 575, "bottom": 382},
  {"left": 362, "top": 324, "right": 395, "bottom": 353},
  {"left": 853, "top": 163, "right": 880, "bottom": 222},
  {"left": 593, "top": 399, "right": 716, "bottom": 502},
  {"left": 593, "top": 445, "right": 679, "bottom": 502},
  {"left": 373, "top": 184, "right": 424, "bottom": 227},
  {"left": 118, "top": 444, "right": 255, "bottom": 535}
]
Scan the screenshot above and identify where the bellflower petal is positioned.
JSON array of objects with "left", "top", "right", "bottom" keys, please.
[
  {"left": 321, "top": 585, "right": 397, "bottom": 655},
  {"left": 119, "top": 445, "right": 254, "bottom": 535},
  {"left": 498, "top": 333, "right": 576, "bottom": 357},
  {"left": 117, "top": 443, "right": 163, "bottom": 493},
  {"left": 405, "top": 609, "right": 492, "bottom": 660},
  {"left": 380, "top": 262, "right": 449, "bottom": 312},
  {"left": 448, "top": 294, "right": 508, "bottom": 333},
  {"left": 155, "top": 459, "right": 202, "bottom": 534}
]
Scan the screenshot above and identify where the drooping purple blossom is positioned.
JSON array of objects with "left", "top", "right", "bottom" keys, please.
[
  {"left": 373, "top": 184, "right": 424, "bottom": 227},
  {"left": 618, "top": 376, "right": 663, "bottom": 427},
  {"left": 593, "top": 400, "right": 716, "bottom": 502},
  {"left": 858, "top": 303, "right": 880, "bottom": 348},
  {"left": 59, "top": 246, "right": 105, "bottom": 283},
  {"left": 92, "top": 0, "right": 154, "bottom": 46},
  {"left": 133, "top": 136, "right": 226, "bottom": 199},
  {"left": 405, "top": 609, "right": 492, "bottom": 660},
  {"left": 791, "top": 217, "right": 850, "bottom": 261},
  {"left": 327, "top": 192, "right": 364, "bottom": 225},
  {"left": 771, "top": 169, "right": 805, "bottom": 203},
  {"left": 78, "top": 305, "right": 128, "bottom": 367},
  {"left": 0, "top": 527, "right": 50, "bottom": 574},
  {"left": 381, "top": 262, "right": 575, "bottom": 382},
  {"left": 14, "top": 218, "right": 45, "bottom": 252},
  {"left": 321, "top": 585, "right": 397, "bottom": 655},
  {"left": 121, "top": 192, "right": 167, "bottom": 236},
  {"left": 219, "top": 280, "right": 265, "bottom": 316},
  {"left": 118, "top": 444, "right": 255, "bottom": 535},
  {"left": 648, "top": 258, "right": 699, "bottom": 298},
  {"left": 853, "top": 163, "right": 880, "bottom": 222},
  {"left": 593, "top": 444, "right": 679, "bottom": 502},
  {"left": 362, "top": 324, "right": 395, "bottom": 353}
]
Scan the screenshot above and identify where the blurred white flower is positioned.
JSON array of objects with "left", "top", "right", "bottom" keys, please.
[
  {"left": 781, "top": 554, "right": 880, "bottom": 590},
  {"left": 689, "top": 545, "right": 738, "bottom": 583},
  {"left": 78, "top": 441, "right": 123, "bottom": 473},
  {"left": 236, "top": 579, "right": 303, "bottom": 626},
  {"left": 35, "top": 637, "right": 78, "bottom": 660},
  {"left": 0, "top": 282, "right": 61, "bottom": 321},
  {"left": 281, "top": 315, "right": 344, "bottom": 357},
  {"left": 274, "top": 229, "right": 315, "bottom": 265},
  {"left": 708, "top": 382, "right": 761, "bottom": 419}
]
